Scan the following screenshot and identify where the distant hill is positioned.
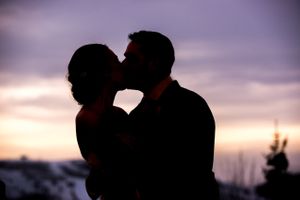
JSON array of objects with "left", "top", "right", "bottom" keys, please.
[{"left": 0, "top": 159, "right": 264, "bottom": 200}]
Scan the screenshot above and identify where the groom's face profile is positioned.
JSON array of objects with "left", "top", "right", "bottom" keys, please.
[{"left": 123, "top": 41, "right": 150, "bottom": 91}]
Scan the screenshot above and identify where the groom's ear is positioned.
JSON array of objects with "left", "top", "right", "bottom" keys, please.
[{"left": 147, "top": 57, "right": 159, "bottom": 72}]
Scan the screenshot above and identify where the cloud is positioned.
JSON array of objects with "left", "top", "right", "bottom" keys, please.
[
  {"left": 1, "top": 0, "right": 299, "bottom": 78},
  {"left": 0, "top": 0, "right": 299, "bottom": 160}
]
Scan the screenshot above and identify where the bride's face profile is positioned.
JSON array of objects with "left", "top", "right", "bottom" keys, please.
[{"left": 107, "top": 49, "right": 126, "bottom": 91}]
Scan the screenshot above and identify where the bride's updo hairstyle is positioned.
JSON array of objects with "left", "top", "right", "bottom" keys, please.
[{"left": 67, "top": 44, "right": 111, "bottom": 105}]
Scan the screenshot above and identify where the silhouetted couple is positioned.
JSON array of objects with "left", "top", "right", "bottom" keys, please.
[{"left": 67, "top": 30, "right": 220, "bottom": 200}]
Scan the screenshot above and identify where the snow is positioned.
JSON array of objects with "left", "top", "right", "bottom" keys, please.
[
  {"left": 0, "top": 159, "right": 91, "bottom": 200},
  {"left": 0, "top": 159, "right": 265, "bottom": 200}
]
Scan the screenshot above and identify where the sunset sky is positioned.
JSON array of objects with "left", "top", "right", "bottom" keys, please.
[{"left": 0, "top": 0, "right": 299, "bottom": 180}]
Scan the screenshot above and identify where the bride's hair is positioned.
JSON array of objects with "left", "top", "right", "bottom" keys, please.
[{"left": 67, "top": 44, "right": 111, "bottom": 105}]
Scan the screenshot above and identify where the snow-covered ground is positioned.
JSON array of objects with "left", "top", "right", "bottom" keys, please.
[
  {"left": 0, "top": 159, "right": 90, "bottom": 200},
  {"left": 0, "top": 159, "right": 265, "bottom": 200}
]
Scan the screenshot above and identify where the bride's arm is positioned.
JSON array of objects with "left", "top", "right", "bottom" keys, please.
[{"left": 75, "top": 109, "right": 102, "bottom": 168}]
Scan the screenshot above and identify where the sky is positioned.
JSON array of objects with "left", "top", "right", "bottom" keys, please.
[{"left": 0, "top": 0, "right": 300, "bottom": 182}]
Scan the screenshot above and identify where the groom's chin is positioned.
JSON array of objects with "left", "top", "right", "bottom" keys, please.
[
  {"left": 117, "top": 87, "right": 126, "bottom": 92},
  {"left": 116, "top": 83, "right": 126, "bottom": 92}
]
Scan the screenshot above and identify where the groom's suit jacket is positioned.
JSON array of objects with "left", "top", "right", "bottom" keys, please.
[{"left": 129, "top": 80, "right": 219, "bottom": 200}]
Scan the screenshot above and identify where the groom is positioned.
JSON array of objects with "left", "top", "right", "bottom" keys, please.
[{"left": 122, "top": 30, "right": 220, "bottom": 200}]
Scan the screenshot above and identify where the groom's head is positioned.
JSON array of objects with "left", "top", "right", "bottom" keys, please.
[{"left": 122, "top": 30, "right": 175, "bottom": 92}]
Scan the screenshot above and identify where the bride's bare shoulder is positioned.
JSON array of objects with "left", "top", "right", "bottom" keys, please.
[{"left": 75, "top": 107, "right": 99, "bottom": 127}]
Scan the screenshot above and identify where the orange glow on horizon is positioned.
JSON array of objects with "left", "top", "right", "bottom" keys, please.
[{"left": 0, "top": 78, "right": 299, "bottom": 161}]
